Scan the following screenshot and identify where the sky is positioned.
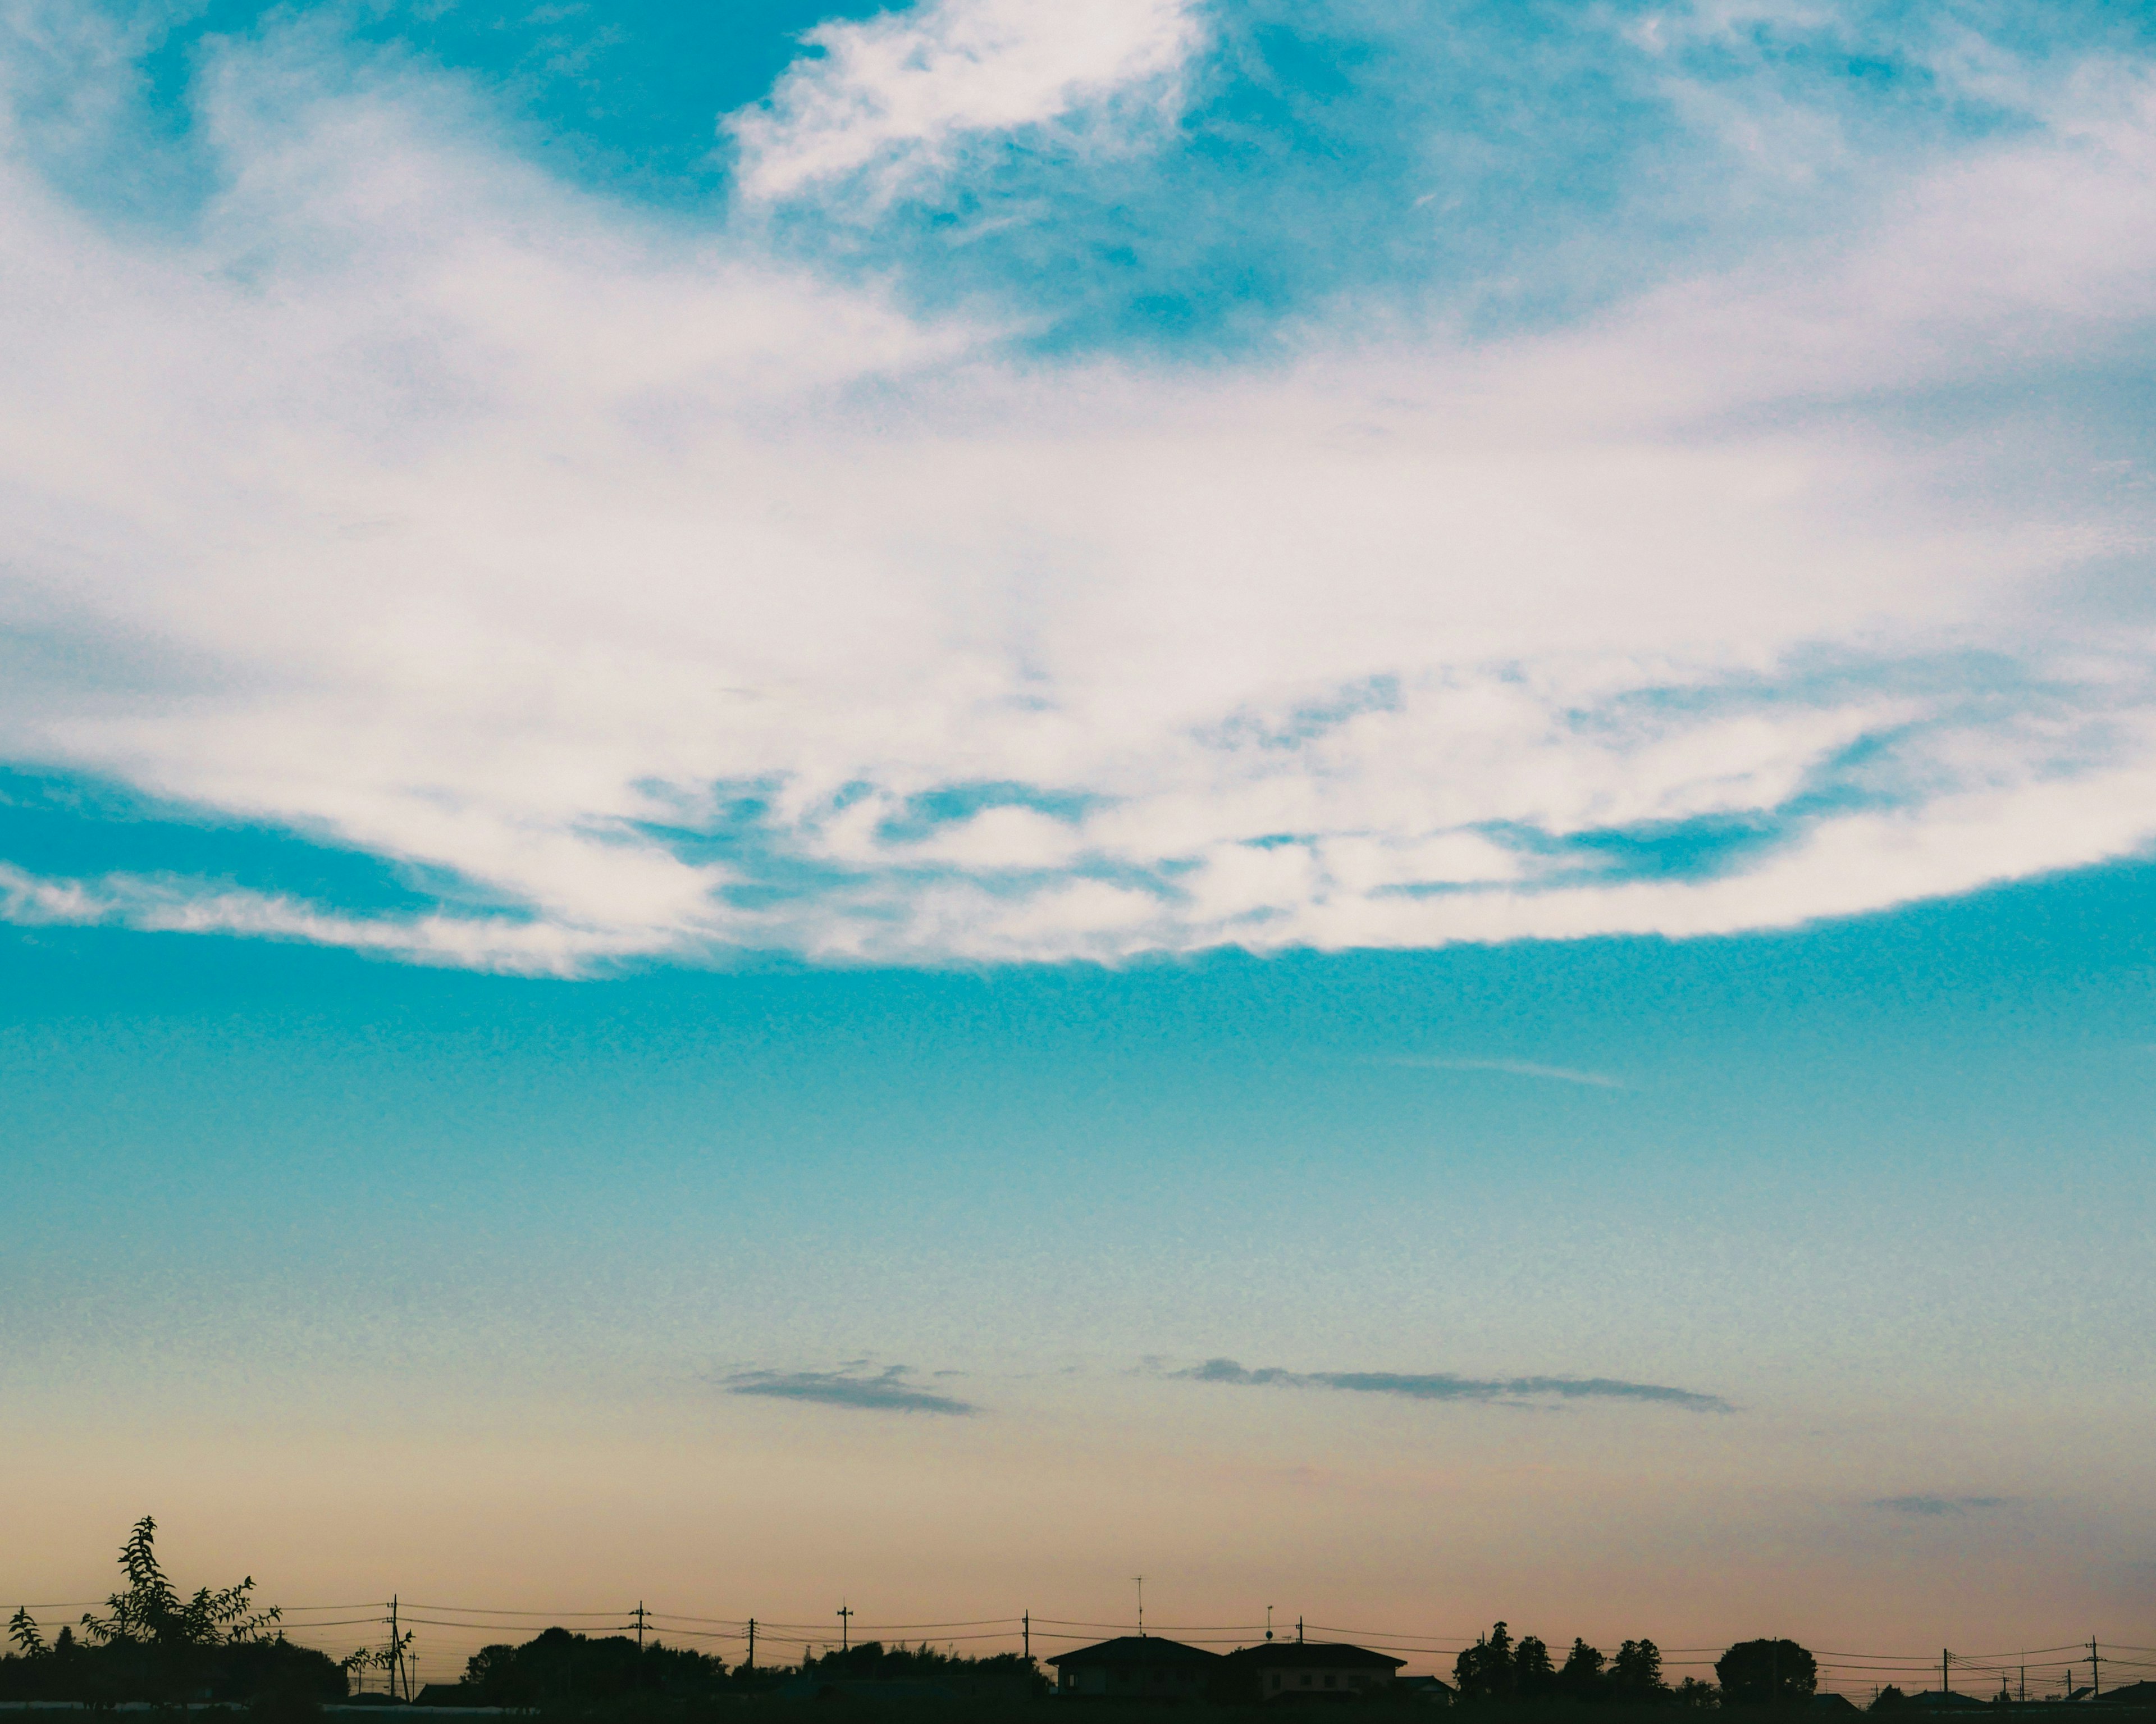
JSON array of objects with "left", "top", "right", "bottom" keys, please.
[{"left": 2, "top": 0, "right": 2154, "bottom": 1695}]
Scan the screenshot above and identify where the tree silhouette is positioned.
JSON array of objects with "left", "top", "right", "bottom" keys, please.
[
  {"left": 1613, "top": 1640, "right": 1667, "bottom": 1699},
  {"left": 47, "top": 1517, "right": 302, "bottom": 1705},
  {"left": 1718, "top": 1640, "right": 1818, "bottom": 1707},
  {"left": 79, "top": 1518, "right": 280, "bottom": 1651},
  {"left": 1559, "top": 1640, "right": 1606, "bottom": 1698},
  {"left": 1456, "top": 1623, "right": 1518, "bottom": 1699},
  {"left": 7, "top": 1612, "right": 44, "bottom": 1659},
  {"left": 461, "top": 1627, "right": 728, "bottom": 1705}
]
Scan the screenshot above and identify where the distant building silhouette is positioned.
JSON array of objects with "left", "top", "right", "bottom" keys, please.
[
  {"left": 1225, "top": 1640, "right": 1406, "bottom": 1701},
  {"left": 1048, "top": 1636, "right": 1219, "bottom": 1699}
]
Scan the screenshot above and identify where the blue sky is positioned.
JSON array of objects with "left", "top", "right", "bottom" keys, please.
[{"left": 3, "top": 0, "right": 2155, "bottom": 1687}]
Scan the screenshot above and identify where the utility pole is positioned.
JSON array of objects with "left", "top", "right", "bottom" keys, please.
[
  {"left": 2090, "top": 1639, "right": 2101, "bottom": 1698},
  {"left": 1298, "top": 1617, "right": 1305, "bottom": 1645},
  {"left": 1022, "top": 1612, "right": 1030, "bottom": 1664},
  {"left": 746, "top": 1620, "right": 756, "bottom": 1673},
  {"left": 389, "top": 1599, "right": 401, "bottom": 1704},
  {"left": 2020, "top": 1667, "right": 2026, "bottom": 1703},
  {"left": 837, "top": 1603, "right": 852, "bottom": 1652},
  {"left": 1134, "top": 1577, "right": 1145, "bottom": 1638},
  {"left": 633, "top": 1602, "right": 648, "bottom": 1654},
  {"left": 1266, "top": 1606, "right": 1275, "bottom": 1643}
]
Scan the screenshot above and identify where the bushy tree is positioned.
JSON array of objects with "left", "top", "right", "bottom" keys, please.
[
  {"left": 4, "top": 1520, "right": 316, "bottom": 1707},
  {"left": 462, "top": 1627, "right": 725, "bottom": 1705},
  {"left": 1716, "top": 1641, "right": 1817, "bottom": 1707},
  {"left": 80, "top": 1518, "right": 281, "bottom": 1652},
  {"left": 802, "top": 1640, "right": 1037, "bottom": 1687}
]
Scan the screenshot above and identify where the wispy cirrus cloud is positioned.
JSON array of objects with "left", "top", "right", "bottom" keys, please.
[
  {"left": 1177, "top": 1358, "right": 1732, "bottom": 1413},
  {"left": 723, "top": 1365, "right": 978, "bottom": 1416},
  {"left": 1381, "top": 1056, "right": 1630, "bottom": 1090},
  {"left": 4, "top": 8, "right": 2156, "bottom": 972},
  {"left": 1872, "top": 1494, "right": 2012, "bottom": 1516},
  {"left": 725, "top": 0, "right": 1202, "bottom": 203}
]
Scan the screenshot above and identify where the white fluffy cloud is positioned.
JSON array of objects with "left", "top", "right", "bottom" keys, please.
[
  {"left": 727, "top": 0, "right": 1202, "bottom": 201},
  {"left": 2, "top": 20, "right": 2155, "bottom": 970}
]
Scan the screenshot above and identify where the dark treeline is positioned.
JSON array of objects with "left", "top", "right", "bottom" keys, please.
[
  {"left": 449, "top": 1631, "right": 1047, "bottom": 1705},
  {"left": 1451, "top": 1623, "right": 1811, "bottom": 1708},
  {"left": 796, "top": 1641, "right": 1042, "bottom": 1692},
  {"left": 458, "top": 1629, "right": 727, "bottom": 1705},
  {"left": 451, "top": 1631, "right": 1045, "bottom": 1703}
]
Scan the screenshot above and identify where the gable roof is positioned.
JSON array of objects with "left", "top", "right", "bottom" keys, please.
[
  {"left": 1048, "top": 1636, "right": 1222, "bottom": 1668},
  {"left": 1225, "top": 1642, "right": 1407, "bottom": 1671}
]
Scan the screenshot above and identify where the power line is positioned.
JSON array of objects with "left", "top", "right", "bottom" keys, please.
[{"left": 400, "top": 1604, "right": 628, "bottom": 1617}]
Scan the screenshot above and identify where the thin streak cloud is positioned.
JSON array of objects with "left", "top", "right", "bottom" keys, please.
[
  {"left": 1383, "top": 1056, "right": 1630, "bottom": 1090},
  {"left": 1179, "top": 1358, "right": 1732, "bottom": 1413},
  {"left": 1871, "top": 1494, "right": 2012, "bottom": 1516},
  {"left": 723, "top": 1366, "right": 979, "bottom": 1416}
]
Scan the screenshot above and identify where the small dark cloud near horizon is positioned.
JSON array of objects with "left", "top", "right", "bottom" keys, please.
[
  {"left": 1871, "top": 1494, "right": 2011, "bottom": 1516},
  {"left": 723, "top": 1365, "right": 977, "bottom": 1416},
  {"left": 1179, "top": 1357, "right": 1731, "bottom": 1413}
]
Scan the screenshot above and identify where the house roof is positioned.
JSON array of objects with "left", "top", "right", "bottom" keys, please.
[
  {"left": 1047, "top": 1636, "right": 1222, "bottom": 1668},
  {"left": 2095, "top": 1683, "right": 2156, "bottom": 1706},
  {"left": 1225, "top": 1642, "right": 1407, "bottom": 1671}
]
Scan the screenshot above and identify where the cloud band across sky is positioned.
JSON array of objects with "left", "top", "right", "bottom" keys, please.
[
  {"left": 1176, "top": 1359, "right": 1732, "bottom": 1414},
  {"left": 2, "top": 4, "right": 2155, "bottom": 969}
]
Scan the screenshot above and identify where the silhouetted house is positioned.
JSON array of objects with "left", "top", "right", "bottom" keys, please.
[
  {"left": 1048, "top": 1636, "right": 1221, "bottom": 1699},
  {"left": 2096, "top": 1685, "right": 2156, "bottom": 1707},
  {"left": 1900, "top": 1694, "right": 1989, "bottom": 1712},
  {"left": 1223, "top": 1641, "right": 1406, "bottom": 1702},
  {"left": 1399, "top": 1675, "right": 1456, "bottom": 1705}
]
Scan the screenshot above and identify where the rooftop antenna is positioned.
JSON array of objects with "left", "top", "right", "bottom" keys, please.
[
  {"left": 1134, "top": 1577, "right": 1145, "bottom": 1638},
  {"left": 1266, "top": 1606, "right": 1275, "bottom": 1644}
]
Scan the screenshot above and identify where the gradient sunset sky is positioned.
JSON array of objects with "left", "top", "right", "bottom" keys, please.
[{"left": 3, "top": 0, "right": 2155, "bottom": 1695}]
